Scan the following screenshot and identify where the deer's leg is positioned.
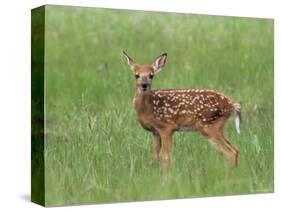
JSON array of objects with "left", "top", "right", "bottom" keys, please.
[
  {"left": 220, "top": 134, "right": 239, "bottom": 166},
  {"left": 159, "top": 130, "right": 173, "bottom": 171},
  {"left": 208, "top": 133, "right": 239, "bottom": 166},
  {"left": 151, "top": 132, "right": 162, "bottom": 161},
  {"left": 198, "top": 121, "right": 239, "bottom": 167}
]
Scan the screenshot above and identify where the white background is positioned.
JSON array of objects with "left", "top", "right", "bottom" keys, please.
[{"left": 0, "top": 0, "right": 280, "bottom": 211}]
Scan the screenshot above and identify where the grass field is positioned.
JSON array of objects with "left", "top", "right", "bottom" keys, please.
[{"left": 43, "top": 5, "right": 273, "bottom": 206}]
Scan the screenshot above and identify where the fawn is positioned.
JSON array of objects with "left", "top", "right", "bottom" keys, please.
[{"left": 123, "top": 51, "right": 241, "bottom": 170}]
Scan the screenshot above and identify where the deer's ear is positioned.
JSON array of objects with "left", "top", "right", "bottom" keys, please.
[
  {"left": 152, "top": 53, "right": 167, "bottom": 74},
  {"left": 123, "top": 51, "right": 135, "bottom": 70}
]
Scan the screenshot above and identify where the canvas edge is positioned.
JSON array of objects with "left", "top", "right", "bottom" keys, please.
[{"left": 31, "top": 5, "right": 46, "bottom": 207}]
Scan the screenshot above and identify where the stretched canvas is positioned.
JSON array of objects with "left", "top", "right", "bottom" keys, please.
[{"left": 31, "top": 5, "right": 274, "bottom": 207}]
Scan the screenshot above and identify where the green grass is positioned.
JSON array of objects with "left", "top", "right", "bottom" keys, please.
[{"left": 43, "top": 5, "right": 273, "bottom": 206}]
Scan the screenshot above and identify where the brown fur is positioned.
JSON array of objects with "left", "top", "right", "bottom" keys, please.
[{"left": 123, "top": 52, "right": 240, "bottom": 170}]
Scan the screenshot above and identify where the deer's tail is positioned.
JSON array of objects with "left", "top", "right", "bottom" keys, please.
[{"left": 233, "top": 102, "right": 241, "bottom": 134}]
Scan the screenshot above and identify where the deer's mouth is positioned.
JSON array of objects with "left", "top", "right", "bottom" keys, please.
[{"left": 140, "top": 87, "right": 148, "bottom": 92}]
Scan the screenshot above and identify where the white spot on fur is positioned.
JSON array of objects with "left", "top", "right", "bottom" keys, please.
[
  {"left": 180, "top": 110, "right": 187, "bottom": 114},
  {"left": 168, "top": 108, "right": 174, "bottom": 113}
]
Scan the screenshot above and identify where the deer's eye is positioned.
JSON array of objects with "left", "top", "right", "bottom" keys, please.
[
  {"left": 149, "top": 74, "right": 154, "bottom": 79},
  {"left": 135, "top": 74, "right": 140, "bottom": 79}
]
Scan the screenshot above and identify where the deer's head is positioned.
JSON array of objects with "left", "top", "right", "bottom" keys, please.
[{"left": 123, "top": 51, "right": 167, "bottom": 93}]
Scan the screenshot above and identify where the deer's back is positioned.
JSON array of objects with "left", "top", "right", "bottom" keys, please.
[{"left": 150, "top": 89, "right": 234, "bottom": 128}]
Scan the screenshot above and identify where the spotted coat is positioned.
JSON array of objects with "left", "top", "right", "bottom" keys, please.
[{"left": 150, "top": 89, "right": 234, "bottom": 126}]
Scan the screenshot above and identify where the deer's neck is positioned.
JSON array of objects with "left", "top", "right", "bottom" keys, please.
[{"left": 133, "top": 90, "right": 152, "bottom": 114}]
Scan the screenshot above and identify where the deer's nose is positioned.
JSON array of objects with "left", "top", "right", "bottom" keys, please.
[
  {"left": 141, "top": 83, "right": 148, "bottom": 89},
  {"left": 140, "top": 76, "right": 149, "bottom": 90}
]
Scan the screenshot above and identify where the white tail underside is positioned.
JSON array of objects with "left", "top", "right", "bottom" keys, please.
[{"left": 233, "top": 103, "right": 241, "bottom": 134}]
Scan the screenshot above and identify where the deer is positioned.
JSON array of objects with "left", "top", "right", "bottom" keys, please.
[{"left": 122, "top": 51, "right": 241, "bottom": 171}]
